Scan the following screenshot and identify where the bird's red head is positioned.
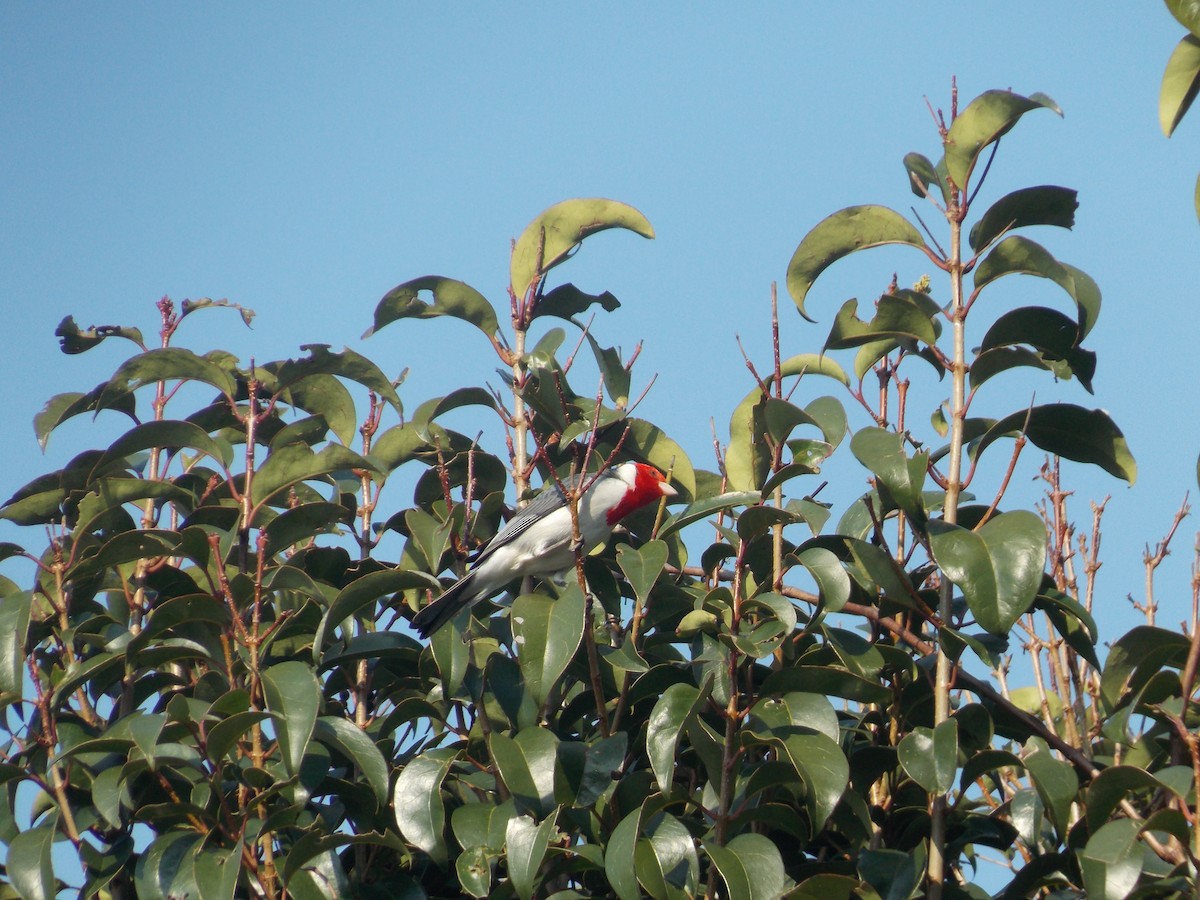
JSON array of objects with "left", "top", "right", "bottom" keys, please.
[{"left": 605, "top": 462, "right": 677, "bottom": 526}]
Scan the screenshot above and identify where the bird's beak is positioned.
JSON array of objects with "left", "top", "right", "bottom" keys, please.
[{"left": 659, "top": 480, "right": 678, "bottom": 498}]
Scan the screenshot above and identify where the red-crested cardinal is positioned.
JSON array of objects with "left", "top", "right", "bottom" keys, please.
[{"left": 411, "top": 461, "right": 677, "bottom": 637}]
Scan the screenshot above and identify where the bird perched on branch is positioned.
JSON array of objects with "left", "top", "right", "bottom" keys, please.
[{"left": 411, "top": 461, "right": 677, "bottom": 637}]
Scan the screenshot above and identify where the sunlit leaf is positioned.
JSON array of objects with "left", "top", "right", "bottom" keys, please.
[
  {"left": 1161, "top": 34, "right": 1200, "bottom": 136},
  {"left": 1080, "top": 819, "right": 1142, "bottom": 900},
  {"left": 261, "top": 660, "right": 320, "bottom": 777},
  {"left": 54, "top": 315, "right": 143, "bottom": 355},
  {"left": 367, "top": 275, "right": 498, "bottom": 340},
  {"left": 393, "top": 748, "right": 457, "bottom": 866},
  {"left": 511, "top": 586, "right": 585, "bottom": 710},
  {"left": 898, "top": 720, "right": 958, "bottom": 793},
  {"left": 505, "top": 810, "right": 559, "bottom": 900},
  {"left": 973, "top": 235, "right": 1100, "bottom": 339},
  {"left": 510, "top": 198, "right": 654, "bottom": 298},
  {"left": 705, "top": 834, "right": 787, "bottom": 900},
  {"left": 787, "top": 205, "right": 926, "bottom": 322},
  {"left": 944, "top": 89, "right": 1060, "bottom": 189}
]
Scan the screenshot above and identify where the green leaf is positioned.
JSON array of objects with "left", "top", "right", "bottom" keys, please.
[
  {"left": 795, "top": 546, "right": 851, "bottom": 612},
  {"left": 532, "top": 283, "right": 621, "bottom": 321},
  {"left": 903, "top": 151, "right": 948, "bottom": 203},
  {"left": 978, "top": 306, "right": 1095, "bottom": 392},
  {"left": 264, "top": 502, "right": 352, "bottom": 553},
  {"left": 658, "top": 491, "right": 758, "bottom": 540},
  {"left": 770, "top": 353, "right": 850, "bottom": 387},
  {"left": 179, "top": 296, "right": 255, "bottom": 326},
  {"left": 312, "top": 717, "right": 390, "bottom": 805},
  {"left": 975, "top": 404, "right": 1136, "bottom": 484},
  {"left": 34, "top": 384, "right": 138, "bottom": 451},
  {"left": 95, "top": 419, "right": 231, "bottom": 471},
  {"left": 106, "top": 347, "right": 237, "bottom": 401},
  {"left": 898, "top": 720, "right": 958, "bottom": 793},
  {"left": 858, "top": 845, "right": 925, "bottom": 900},
  {"left": 393, "top": 748, "right": 457, "bottom": 867},
  {"left": 314, "top": 569, "right": 440, "bottom": 660},
  {"left": 824, "top": 294, "right": 939, "bottom": 352},
  {"left": 490, "top": 729, "right": 559, "bottom": 818},
  {"left": 512, "top": 586, "right": 586, "bottom": 711},
  {"left": 973, "top": 235, "right": 1101, "bottom": 339},
  {"left": 585, "top": 332, "right": 632, "bottom": 407},
  {"left": 1024, "top": 738, "right": 1078, "bottom": 843},
  {"left": 1100, "top": 625, "right": 1190, "bottom": 710},
  {"left": 505, "top": 810, "right": 559, "bottom": 900},
  {"left": 134, "top": 831, "right": 203, "bottom": 900},
  {"left": 969, "top": 185, "right": 1079, "bottom": 251},
  {"left": 705, "top": 834, "right": 787, "bottom": 900},
  {"left": 412, "top": 387, "right": 499, "bottom": 425},
  {"left": 927, "top": 511, "right": 1046, "bottom": 635},
  {"left": 0, "top": 592, "right": 32, "bottom": 699},
  {"left": 606, "top": 805, "right": 646, "bottom": 900},
  {"left": 944, "top": 89, "right": 1060, "bottom": 189},
  {"left": 279, "top": 373, "right": 357, "bottom": 446},
  {"left": 511, "top": 198, "right": 654, "bottom": 298},
  {"left": 1161, "top": 34, "right": 1200, "bottom": 137},
  {"left": 251, "top": 443, "right": 381, "bottom": 507},
  {"left": 193, "top": 838, "right": 243, "bottom": 900},
  {"left": 617, "top": 540, "right": 669, "bottom": 607},
  {"left": 786, "top": 205, "right": 926, "bottom": 322},
  {"left": 7, "top": 817, "right": 57, "bottom": 900},
  {"left": 272, "top": 344, "right": 404, "bottom": 416},
  {"left": 261, "top": 660, "right": 320, "bottom": 777},
  {"left": 849, "top": 427, "right": 929, "bottom": 525},
  {"left": 1080, "top": 819, "right": 1142, "bottom": 900},
  {"left": 1168, "top": 0, "right": 1200, "bottom": 36},
  {"left": 766, "top": 731, "right": 849, "bottom": 829},
  {"left": 54, "top": 315, "right": 143, "bottom": 354},
  {"left": 367, "top": 275, "right": 498, "bottom": 339},
  {"left": 638, "top": 810, "right": 700, "bottom": 899},
  {"left": 646, "top": 682, "right": 702, "bottom": 793}
]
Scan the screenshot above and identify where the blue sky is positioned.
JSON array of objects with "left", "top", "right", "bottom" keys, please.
[
  {"left": 2, "top": 7, "right": 1198, "bottom": 686},
  {"left": 4, "top": 4, "right": 1200, "bottom": 891}
]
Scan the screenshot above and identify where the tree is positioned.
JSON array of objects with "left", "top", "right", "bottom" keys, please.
[{"left": 0, "top": 85, "right": 1194, "bottom": 900}]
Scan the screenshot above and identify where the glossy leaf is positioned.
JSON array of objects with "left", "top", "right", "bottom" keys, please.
[
  {"left": 106, "top": 347, "right": 237, "bottom": 401},
  {"left": 393, "top": 748, "right": 457, "bottom": 866},
  {"left": 975, "top": 404, "right": 1136, "bottom": 484},
  {"left": 1024, "top": 739, "right": 1078, "bottom": 843},
  {"left": 314, "top": 568, "right": 440, "bottom": 659},
  {"left": 34, "top": 383, "right": 138, "bottom": 450},
  {"left": 1161, "top": 34, "right": 1200, "bottom": 137},
  {"left": 193, "top": 839, "right": 243, "bottom": 900},
  {"left": 898, "top": 720, "right": 958, "bottom": 793},
  {"left": 510, "top": 198, "right": 654, "bottom": 298},
  {"left": 134, "top": 831, "right": 203, "bottom": 900},
  {"left": 638, "top": 810, "right": 700, "bottom": 898},
  {"left": 0, "top": 592, "right": 31, "bottom": 699},
  {"left": 512, "top": 586, "right": 585, "bottom": 710},
  {"left": 617, "top": 540, "right": 668, "bottom": 607},
  {"left": 1080, "top": 819, "right": 1142, "bottom": 900},
  {"left": 606, "top": 805, "right": 646, "bottom": 900},
  {"left": 1168, "top": 0, "right": 1200, "bottom": 36},
  {"left": 973, "top": 235, "right": 1100, "bottom": 339},
  {"left": 705, "top": 834, "right": 787, "bottom": 900},
  {"left": 969, "top": 185, "right": 1079, "bottom": 251},
  {"left": 506, "top": 810, "right": 559, "bottom": 900},
  {"left": 312, "top": 717, "right": 390, "bottom": 805},
  {"left": 1100, "top": 625, "right": 1190, "bottom": 710},
  {"left": 850, "top": 427, "right": 929, "bottom": 524},
  {"left": 368, "top": 275, "right": 498, "bottom": 339},
  {"left": 944, "top": 89, "right": 1060, "bottom": 189},
  {"left": 490, "top": 729, "right": 558, "bottom": 818},
  {"left": 787, "top": 205, "right": 926, "bottom": 322},
  {"left": 252, "top": 442, "right": 381, "bottom": 507},
  {"left": 647, "top": 682, "right": 701, "bottom": 792},
  {"left": 261, "top": 660, "right": 320, "bottom": 777},
  {"left": 928, "top": 511, "right": 1046, "bottom": 635},
  {"left": 657, "top": 491, "right": 758, "bottom": 539},
  {"left": 7, "top": 818, "right": 56, "bottom": 900}
]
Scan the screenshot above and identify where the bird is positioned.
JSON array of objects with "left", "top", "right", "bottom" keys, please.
[{"left": 410, "top": 461, "right": 677, "bottom": 637}]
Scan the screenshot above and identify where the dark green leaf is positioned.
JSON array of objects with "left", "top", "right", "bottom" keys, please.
[
  {"left": 944, "top": 90, "right": 1060, "bottom": 189},
  {"left": 978, "top": 306, "right": 1095, "bottom": 392},
  {"left": 55, "top": 315, "right": 143, "bottom": 354},
  {"left": 251, "top": 443, "right": 381, "bottom": 507},
  {"left": 973, "top": 236, "right": 1100, "bottom": 339},
  {"left": 272, "top": 344, "right": 403, "bottom": 416},
  {"left": 606, "top": 805, "right": 645, "bottom": 900},
  {"left": 490, "top": 729, "right": 558, "bottom": 818},
  {"left": 0, "top": 592, "right": 32, "bottom": 699},
  {"left": 850, "top": 427, "right": 929, "bottom": 525},
  {"left": 897, "top": 720, "right": 958, "bottom": 793},
  {"left": 647, "top": 682, "right": 702, "bottom": 792},
  {"left": 927, "top": 511, "right": 1045, "bottom": 635},
  {"left": 393, "top": 748, "right": 457, "bottom": 866},
  {"left": 975, "top": 404, "right": 1136, "bottom": 484},
  {"left": 264, "top": 502, "right": 352, "bottom": 553},
  {"left": 261, "top": 660, "right": 320, "bottom": 777},
  {"left": 95, "top": 419, "right": 231, "bottom": 471},
  {"left": 969, "top": 185, "right": 1079, "bottom": 251},
  {"left": 532, "top": 283, "right": 621, "bottom": 321},
  {"left": 787, "top": 206, "right": 926, "bottom": 322},
  {"left": 192, "top": 838, "right": 243, "bottom": 900},
  {"left": 34, "top": 384, "right": 138, "bottom": 451},
  {"left": 312, "top": 717, "right": 390, "bottom": 805},
  {"left": 505, "top": 810, "right": 559, "bottom": 900},
  {"left": 1100, "top": 625, "right": 1190, "bottom": 710},
  {"left": 1024, "top": 738, "right": 1078, "bottom": 843},
  {"left": 510, "top": 198, "right": 654, "bottom": 298},
  {"left": 705, "top": 834, "right": 787, "bottom": 900},
  {"left": 314, "top": 568, "right": 439, "bottom": 659},
  {"left": 1079, "top": 819, "right": 1142, "bottom": 900},
  {"left": 367, "top": 275, "right": 498, "bottom": 339},
  {"left": 105, "top": 347, "right": 237, "bottom": 402},
  {"left": 412, "top": 387, "right": 499, "bottom": 425},
  {"left": 658, "top": 491, "right": 758, "bottom": 540},
  {"left": 825, "top": 294, "right": 939, "bottom": 352},
  {"left": 617, "top": 540, "right": 668, "bottom": 607},
  {"left": 903, "top": 151, "right": 947, "bottom": 203},
  {"left": 134, "top": 831, "right": 203, "bottom": 900},
  {"left": 512, "top": 586, "right": 585, "bottom": 710},
  {"left": 7, "top": 817, "right": 57, "bottom": 900}
]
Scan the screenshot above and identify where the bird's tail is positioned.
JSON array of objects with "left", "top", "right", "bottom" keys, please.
[{"left": 411, "top": 570, "right": 481, "bottom": 638}]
